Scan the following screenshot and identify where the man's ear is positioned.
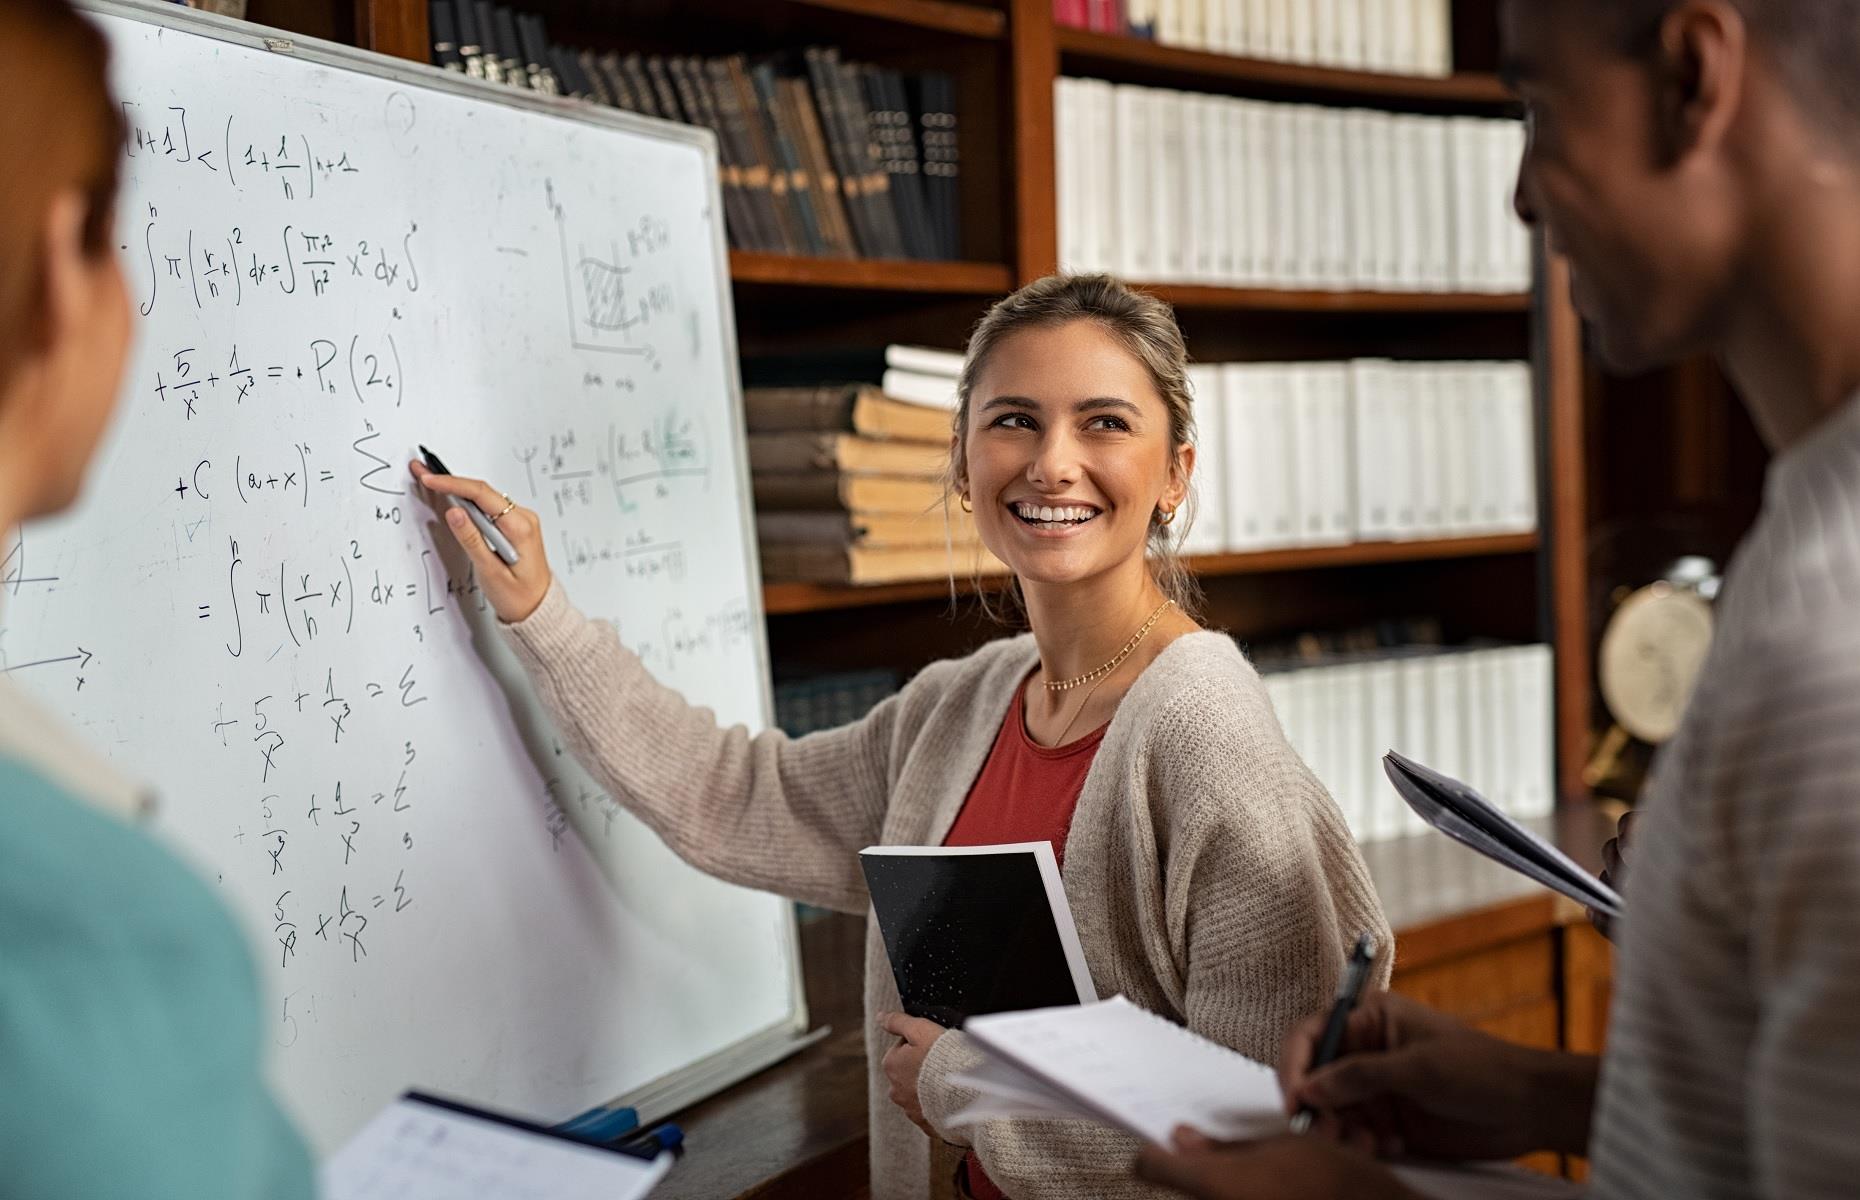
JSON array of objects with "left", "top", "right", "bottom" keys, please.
[{"left": 1653, "top": 1, "right": 1746, "bottom": 165}]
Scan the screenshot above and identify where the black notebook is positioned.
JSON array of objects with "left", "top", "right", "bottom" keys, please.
[
  {"left": 1383, "top": 751, "right": 1623, "bottom": 920},
  {"left": 859, "top": 842, "right": 1097, "bottom": 1027}
]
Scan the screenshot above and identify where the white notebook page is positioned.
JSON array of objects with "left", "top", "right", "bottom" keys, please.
[
  {"left": 957, "top": 995, "right": 1286, "bottom": 1145},
  {"left": 322, "top": 1096, "right": 671, "bottom": 1200}
]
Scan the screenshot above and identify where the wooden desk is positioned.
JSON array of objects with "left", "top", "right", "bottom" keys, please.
[{"left": 658, "top": 806, "right": 1619, "bottom": 1199}]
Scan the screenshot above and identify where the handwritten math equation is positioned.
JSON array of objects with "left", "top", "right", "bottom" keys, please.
[{"left": 2, "top": 81, "right": 754, "bottom": 1054}]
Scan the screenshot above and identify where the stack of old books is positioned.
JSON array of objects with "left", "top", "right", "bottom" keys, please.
[{"left": 746, "top": 346, "right": 1007, "bottom": 586}]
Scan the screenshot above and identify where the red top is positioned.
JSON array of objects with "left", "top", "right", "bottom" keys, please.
[
  {"left": 939, "top": 678, "right": 1107, "bottom": 1200},
  {"left": 942, "top": 679, "right": 1107, "bottom": 865}
]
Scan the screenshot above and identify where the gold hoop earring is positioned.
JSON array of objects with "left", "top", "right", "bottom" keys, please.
[
  {"left": 1157, "top": 507, "right": 1177, "bottom": 527},
  {"left": 959, "top": 494, "right": 973, "bottom": 513}
]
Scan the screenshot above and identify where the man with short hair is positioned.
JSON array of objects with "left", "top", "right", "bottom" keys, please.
[{"left": 1134, "top": 2, "right": 1860, "bottom": 1196}]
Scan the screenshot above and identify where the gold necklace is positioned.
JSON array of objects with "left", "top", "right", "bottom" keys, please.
[
  {"left": 1053, "top": 669, "right": 1114, "bottom": 746},
  {"left": 1043, "top": 598, "right": 1174, "bottom": 693}
]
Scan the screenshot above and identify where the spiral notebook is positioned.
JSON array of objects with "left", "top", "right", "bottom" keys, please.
[
  {"left": 951, "top": 997, "right": 1583, "bottom": 1199},
  {"left": 949, "top": 995, "right": 1286, "bottom": 1146}
]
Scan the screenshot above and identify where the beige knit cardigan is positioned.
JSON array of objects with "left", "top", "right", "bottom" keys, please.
[{"left": 503, "top": 581, "right": 1392, "bottom": 1200}]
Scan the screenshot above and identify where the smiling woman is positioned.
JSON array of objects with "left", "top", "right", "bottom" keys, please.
[
  {"left": 952, "top": 275, "right": 1201, "bottom": 625},
  {"left": 413, "top": 272, "right": 1392, "bottom": 1200}
]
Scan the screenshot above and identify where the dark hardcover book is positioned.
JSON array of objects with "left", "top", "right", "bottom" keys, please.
[
  {"left": 643, "top": 55, "right": 687, "bottom": 123},
  {"left": 489, "top": 6, "right": 524, "bottom": 88},
  {"left": 890, "top": 66, "right": 942, "bottom": 259},
  {"left": 751, "top": 472, "right": 951, "bottom": 514},
  {"left": 856, "top": 63, "right": 908, "bottom": 254},
  {"left": 451, "top": 0, "right": 484, "bottom": 78},
  {"left": 829, "top": 49, "right": 908, "bottom": 259},
  {"left": 547, "top": 44, "right": 577, "bottom": 97},
  {"left": 782, "top": 75, "right": 858, "bottom": 257},
  {"left": 576, "top": 49, "right": 615, "bottom": 106},
  {"left": 664, "top": 57, "right": 742, "bottom": 247},
  {"left": 751, "top": 60, "right": 828, "bottom": 256},
  {"left": 775, "top": 78, "right": 845, "bottom": 258},
  {"left": 699, "top": 57, "right": 781, "bottom": 253},
  {"left": 802, "top": 46, "right": 883, "bottom": 258},
  {"left": 744, "top": 383, "right": 955, "bottom": 441},
  {"left": 600, "top": 52, "right": 643, "bottom": 113},
  {"left": 620, "top": 54, "right": 661, "bottom": 119},
  {"left": 555, "top": 46, "right": 596, "bottom": 101},
  {"left": 865, "top": 65, "right": 934, "bottom": 260},
  {"left": 429, "top": 0, "right": 463, "bottom": 71},
  {"left": 470, "top": 2, "right": 504, "bottom": 83},
  {"left": 724, "top": 55, "right": 803, "bottom": 255},
  {"left": 913, "top": 71, "right": 960, "bottom": 259},
  {"left": 515, "top": 13, "right": 555, "bottom": 93},
  {"left": 860, "top": 844, "right": 1095, "bottom": 1026},
  {"left": 693, "top": 58, "right": 757, "bottom": 250}
]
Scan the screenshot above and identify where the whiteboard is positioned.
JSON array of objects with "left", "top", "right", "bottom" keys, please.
[{"left": 3, "top": 0, "right": 805, "bottom": 1154}]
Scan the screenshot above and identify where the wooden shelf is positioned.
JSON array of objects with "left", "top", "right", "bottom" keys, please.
[
  {"left": 730, "top": 252, "right": 1014, "bottom": 295},
  {"left": 784, "top": 0, "right": 1006, "bottom": 39},
  {"left": 1057, "top": 28, "right": 1514, "bottom": 110},
  {"left": 761, "top": 533, "right": 1539, "bottom": 615},
  {"left": 1187, "top": 533, "right": 1539, "bottom": 574},
  {"left": 1141, "top": 282, "right": 1531, "bottom": 315}
]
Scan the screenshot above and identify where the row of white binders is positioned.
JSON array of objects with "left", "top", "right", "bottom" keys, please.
[
  {"left": 1140, "top": 0, "right": 1456, "bottom": 78},
  {"left": 1055, "top": 78, "right": 1531, "bottom": 293},
  {"left": 1263, "top": 644, "right": 1556, "bottom": 846},
  {"left": 1177, "top": 360, "right": 1537, "bottom": 555}
]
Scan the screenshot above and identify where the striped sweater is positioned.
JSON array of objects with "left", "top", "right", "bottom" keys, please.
[{"left": 1589, "top": 394, "right": 1860, "bottom": 1198}]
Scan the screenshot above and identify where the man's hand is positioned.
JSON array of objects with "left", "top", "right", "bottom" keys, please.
[
  {"left": 879, "top": 1012, "right": 946, "bottom": 1136},
  {"left": 1278, "top": 991, "right": 1597, "bottom": 1161},
  {"left": 1135, "top": 1128, "right": 1421, "bottom": 1200},
  {"left": 1590, "top": 809, "right": 1638, "bottom": 940}
]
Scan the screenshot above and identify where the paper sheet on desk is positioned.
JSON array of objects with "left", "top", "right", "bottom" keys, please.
[
  {"left": 1384, "top": 752, "right": 1623, "bottom": 920},
  {"left": 322, "top": 1094, "right": 671, "bottom": 1200}
]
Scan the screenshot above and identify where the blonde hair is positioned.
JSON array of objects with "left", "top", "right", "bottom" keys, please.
[{"left": 947, "top": 274, "right": 1203, "bottom": 621}]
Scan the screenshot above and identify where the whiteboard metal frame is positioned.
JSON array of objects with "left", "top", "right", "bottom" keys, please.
[{"left": 80, "top": 0, "right": 811, "bottom": 1129}]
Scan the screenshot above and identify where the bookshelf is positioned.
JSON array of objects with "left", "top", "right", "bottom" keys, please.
[
  {"left": 763, "top": 533, "right": 1540, "bottom": 614},
  {"left": 729, "top": 251, "right": 1013, "bottom": 293},
  {"left": 1054, "top": 26, "right": 1515, "bottom": 109},
  {"left": 252, "top": 0, "right": 1593, "bottom": 801},
  {"left": 1142, "top": 283, "right": 1530, "bottom": 314},
  {"left": 784, "top": 0, "right": 1008, "bottom": 39},
  {"left": 211, "top": 5, "right": 1611, "bottom": 1191}
]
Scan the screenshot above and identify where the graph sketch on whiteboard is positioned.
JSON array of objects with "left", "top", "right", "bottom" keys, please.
[{"left": 547, "top": 179, "right": 656, "bottom": 362}]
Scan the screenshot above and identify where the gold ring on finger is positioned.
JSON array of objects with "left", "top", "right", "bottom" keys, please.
[{"left": 491, "top": 495, "right": 517, "bottom": 525}]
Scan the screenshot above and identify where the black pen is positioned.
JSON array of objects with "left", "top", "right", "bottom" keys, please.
[
  {"left": 1290, "top": 932, "right": 1378, "bottom": 1135},
  {"left": 418, "top": 444, "right": 521, "bottom": 566}
]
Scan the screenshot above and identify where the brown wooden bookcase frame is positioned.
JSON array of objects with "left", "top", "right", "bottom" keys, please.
[{"left": 253, "top": 0, "right": 1591, "bottom": 801}]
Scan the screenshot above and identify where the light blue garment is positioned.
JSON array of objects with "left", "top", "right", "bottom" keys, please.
[{"left": 0, "top": 756, "right": 314, "bottom": 1199}]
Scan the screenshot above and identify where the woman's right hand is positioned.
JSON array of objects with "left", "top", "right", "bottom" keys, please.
[
  {"left": 1278, "top": 990, "right": 1597, "bottom": 1162},
  {"left": 409, "top": 461, "right": 554, "bottom": 623}
]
